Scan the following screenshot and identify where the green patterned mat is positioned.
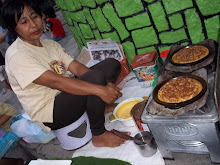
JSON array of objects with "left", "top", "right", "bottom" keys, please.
[
  {"left": 52, "top": 156, "right": 131, "bottom": 165},
  {"left": 71, "top": 156, "right": 131, "bottom": 165}
]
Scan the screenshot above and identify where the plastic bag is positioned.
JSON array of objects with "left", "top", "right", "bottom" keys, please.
[
  {"left": 0, "top": 128, "right": 18, "bottom": 158},
  {"left": 10, "top": 114, "right": 56, "bottom": 143}
]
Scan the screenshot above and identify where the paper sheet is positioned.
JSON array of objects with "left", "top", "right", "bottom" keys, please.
[
  {"left": 116, "top": 72, "right": 153, "bottom": 103},
  {"left": 72, "top": 72, "right": 164, "bottom": 165},
  {"left": 72, "top": 113, "right": 164, "bottom": 165},
  {"left": 28, "top": 160, "right": 71, "bottom": 165}
]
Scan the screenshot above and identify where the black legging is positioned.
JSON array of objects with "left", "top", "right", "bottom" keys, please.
[{"left": 44, "top": 58, "right": 121, "bottom": 136}]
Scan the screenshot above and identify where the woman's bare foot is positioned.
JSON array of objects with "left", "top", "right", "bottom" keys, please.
[
  {"left": 105, "top": 103, "right": 118, "bottom": 114},
  {"left": 92, "top": 130, "right": 130, "bottom": 148}
]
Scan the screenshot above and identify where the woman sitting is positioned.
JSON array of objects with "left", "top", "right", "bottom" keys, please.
[{"left": 1, "top": 0, "right": 129, "bottom": 148}]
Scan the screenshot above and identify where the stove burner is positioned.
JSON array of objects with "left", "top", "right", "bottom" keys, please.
[
  {"left": 164, "top": 39, "right": 216, "bottom": 72},
  {"left": 148, "top": 68, "right": 209, "bottom": 117}
]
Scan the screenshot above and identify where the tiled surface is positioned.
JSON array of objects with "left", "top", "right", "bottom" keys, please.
[{"left": 56, "top": 0, "right": 220, "bottom": 65}]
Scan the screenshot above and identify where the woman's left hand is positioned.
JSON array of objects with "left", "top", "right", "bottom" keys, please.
[
  {"left": 98, "top": 85, "right": 122, "bottom": 104},
  {"left": 107, "top": 82, "right": 121, "bottom": 91}
]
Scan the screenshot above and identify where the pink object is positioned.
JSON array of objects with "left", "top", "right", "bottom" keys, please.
[
  {"left": 0, "top": 129, "right": 5, "bottom": 138},
  {"left": 130, "top": 51, "right": 159, "bottom": 87},
  {"left": 22, "top": 137, "right": 31, "bottom": 143}
]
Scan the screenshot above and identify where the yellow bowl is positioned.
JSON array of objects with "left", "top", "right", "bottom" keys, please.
[{"left": 113, "top": 97, "right": 144, "bottom": 126}]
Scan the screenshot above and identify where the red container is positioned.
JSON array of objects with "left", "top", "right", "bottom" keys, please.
[
  {"left": 130, "top": 50, "right": 158, "bottom": 68},
  {"left": 130, "top": 51, "right": 159, "bottom": 87}
]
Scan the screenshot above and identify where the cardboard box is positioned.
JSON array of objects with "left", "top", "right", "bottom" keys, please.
[
  {"left": 76, "top": 47, "right": 91, "bottom": 65},
  {"left": 116, "top": 56, "right": 130, "bottom": 86},
  {"left": 87, "top": 40, "right": 124, "bottom": 62}
]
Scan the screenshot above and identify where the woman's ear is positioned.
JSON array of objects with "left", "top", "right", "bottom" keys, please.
[{"left": 14, "top": 28, "right": 21, "bottom": 38}]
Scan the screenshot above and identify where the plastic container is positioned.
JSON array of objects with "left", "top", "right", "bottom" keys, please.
[
  {"left": 130, "top": 51, "right": 159, "bottom": 87},
  {"left": 54, "top": 112, "right": 92, "bottom": 150}
]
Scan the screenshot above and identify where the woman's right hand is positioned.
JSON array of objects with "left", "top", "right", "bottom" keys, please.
[{"left": 99, "top": 85, "right": 122, "bottom": 104}]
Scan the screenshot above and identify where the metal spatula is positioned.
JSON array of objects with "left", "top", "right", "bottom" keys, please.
[{"left": 111, "top": 129, "right": 144, "bottom": 145}]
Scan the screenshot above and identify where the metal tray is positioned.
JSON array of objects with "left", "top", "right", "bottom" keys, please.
[
  {"left": 169, "top": 44, "right": 212, "bottom": 66},
  {"left": 153, "top": 74, "right": 207, "bottom": 109}
]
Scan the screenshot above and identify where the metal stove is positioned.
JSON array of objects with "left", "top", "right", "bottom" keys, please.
[{"left": 141, "top": 42, "right": 220, "bottom": 163}]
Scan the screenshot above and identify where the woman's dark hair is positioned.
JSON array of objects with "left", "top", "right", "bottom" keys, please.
[
  {"left": 0, "top": 1, "right": 7, "bottom": 29},
  {"left": 41, "top": 5, "right": 56, "bottom": 18},
  {"left": 0, "top": 52, "right": 5, "bottom": 66},
  {"left": 1, "top": 0, "right": 42, "bottom": 36}
]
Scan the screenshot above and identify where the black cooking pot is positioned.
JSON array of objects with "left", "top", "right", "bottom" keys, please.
[
  {"left": 168, "top": 44, "right": 212, "bottom": 66},
  {"left": 153, "top": 74, "right": 207, "bottom": 109}
]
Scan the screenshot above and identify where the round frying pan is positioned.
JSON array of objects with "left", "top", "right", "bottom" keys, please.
[
  {"left": 153, "top": 74, "right": 207, "bottom": 109},
  {"left": 169, "top": 44, "right": 212, "bottom": 66}
]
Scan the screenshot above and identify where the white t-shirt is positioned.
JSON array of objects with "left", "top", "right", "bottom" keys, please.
[{"left": 5, "top": 38, "right": 74, "bottom": 131}]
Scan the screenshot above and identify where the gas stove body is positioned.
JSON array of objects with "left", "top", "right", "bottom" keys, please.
[{"left": 141, "top": 42, "right": 220, "bottom": 163}]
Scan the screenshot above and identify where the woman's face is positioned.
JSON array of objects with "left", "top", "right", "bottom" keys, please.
[{"left": 15, "top": 6, "right": 43, "bottom": 46}]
